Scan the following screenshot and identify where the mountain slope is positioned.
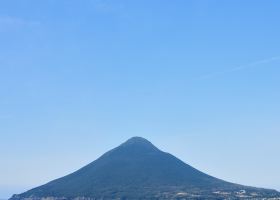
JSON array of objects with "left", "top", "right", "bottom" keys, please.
[{"left": 10, "top": 137, "right": 280, "bottom": 199}]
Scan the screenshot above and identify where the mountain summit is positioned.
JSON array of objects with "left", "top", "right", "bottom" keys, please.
[
  {"left": 119, "top": 136, "right": 159, "bottom": 150},
  {"left": 10, "top": 137, "right": 280, "bottom": 199}
]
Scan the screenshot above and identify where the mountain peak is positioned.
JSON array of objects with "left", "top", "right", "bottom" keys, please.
[
  {"left": 124, "top": 136, "right": 151, "bottom": 144},
  {"left": 120, "top": 136, "right": 158, "bottom": 151},
  {"left": 10, "top": 137, "right": 280, "bottom": 200}
]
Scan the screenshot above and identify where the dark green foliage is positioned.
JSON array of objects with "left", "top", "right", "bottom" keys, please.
[{"left": 10, "top": 137, "right": 280, "bottom": 199}]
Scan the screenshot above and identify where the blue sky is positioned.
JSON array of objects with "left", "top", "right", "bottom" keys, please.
[{"left": 0, "top": 0, "right": 280, "bottom": 198}]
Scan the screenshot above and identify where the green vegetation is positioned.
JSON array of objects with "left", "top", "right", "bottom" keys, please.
[{"left": 10, "top": 137, "right": 280, "bottom": 199}]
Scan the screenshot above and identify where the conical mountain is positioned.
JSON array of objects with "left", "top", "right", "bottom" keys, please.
[{"left": 10, "top": 137, "right": 280, "bottom": 199}]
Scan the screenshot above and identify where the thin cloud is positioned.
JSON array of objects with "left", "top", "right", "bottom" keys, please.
[
  {"left": 91, "top": 0, "right": 124, "bottom": 14},
  {"left": 0, "top": 114, "right": 13, "bottom": 119},
  {"left": 0, "top": 16, "right": 40, "bottom": 31},
  {"left": 195, "top": 56, "right": 280, "bottom": 80}
]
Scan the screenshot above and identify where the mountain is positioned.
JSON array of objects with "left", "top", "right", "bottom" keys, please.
[{"left": 10, "top": 137, "right": 280, "bottom": 200}]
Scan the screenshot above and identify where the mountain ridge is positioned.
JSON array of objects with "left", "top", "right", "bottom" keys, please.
[{"left": 10, "top": 136, "right": 280, "bottom": 200}]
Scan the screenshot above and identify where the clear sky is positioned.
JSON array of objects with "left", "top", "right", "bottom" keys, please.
[{"left": 0, "top": 0, "right": 280, "bottom": 198}]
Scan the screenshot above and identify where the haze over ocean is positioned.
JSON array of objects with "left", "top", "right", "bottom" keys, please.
[{"left": 0, "top": 0, "right": 280, "bottom": 198}]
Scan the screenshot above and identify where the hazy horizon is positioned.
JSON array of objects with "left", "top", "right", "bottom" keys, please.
[{"left": 1, "top": 0, "right": 280, "bottom": 198}]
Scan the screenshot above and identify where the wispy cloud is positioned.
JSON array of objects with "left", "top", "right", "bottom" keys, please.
[
  {"left": 0, "top": 16, "right": 40, "bottom": 31},
  {"left": 0, "top": 114, "right": 13, "bottom": 119},
  {"left": 91, "top": 0, "right": 124, "bottom": 14},
  {"left": 195, "top": 56, "right": 280, "bottom": 80}
]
